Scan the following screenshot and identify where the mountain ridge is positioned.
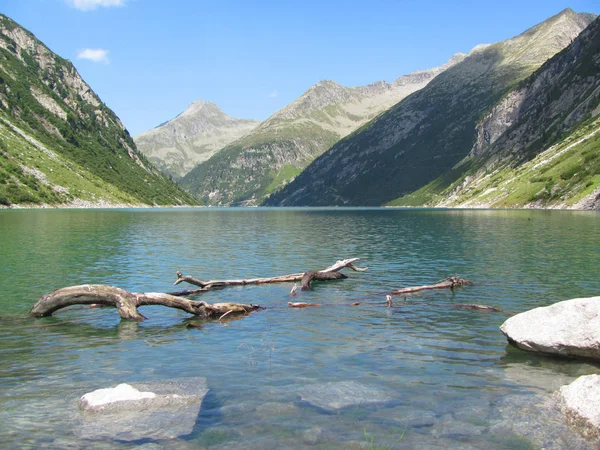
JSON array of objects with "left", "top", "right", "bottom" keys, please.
[
  {"left": 134, "top": 100, "right": 260, "bottom": 179},
  {"left": 264, "top": 8, "right": 595, "bottom": 207},
  {"left": 179, "top": 52, "right": 466, "bottom": 205}
]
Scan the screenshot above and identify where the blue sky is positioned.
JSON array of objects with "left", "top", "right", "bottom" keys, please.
[{"left": 1, "top": 0, "right": 598, "bottom": 135}]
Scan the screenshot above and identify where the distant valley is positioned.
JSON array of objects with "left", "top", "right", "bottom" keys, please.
[
  {"left": 147, "top": 54, "right": 465, "bottom": 205},
  {"left": 1, "top": 8, "right": 598, "bottom": 210}
]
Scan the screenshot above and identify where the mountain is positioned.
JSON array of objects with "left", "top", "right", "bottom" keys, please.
[
  {"left": 134, "top": 100, "right": 260, "bottom": 179},
  {"left": 392, "top": 14, "right": 600, "bottom": 209},
  {"left": 0, "top": 14, "right": 197, "bottom": 207},
  {"left": 179, "top": 54, "right": 465, "bottom": 205},
  {"left": 265, "top": 9, "right": 595, "bottom": 207}
]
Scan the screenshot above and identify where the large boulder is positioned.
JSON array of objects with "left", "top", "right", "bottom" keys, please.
[
  {"left": 77, "top": 377, "right": 208, "bottom": 441},
  {"left": 558, "top": 375, "right": 600, "bottom": 439},
  {"left": 500, "top": 296, "right": 600, "bottom": 360}
]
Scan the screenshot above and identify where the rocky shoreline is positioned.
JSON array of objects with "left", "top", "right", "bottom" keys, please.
[{"left": 0, "top": 200, "right": 201, "bottom": 210}]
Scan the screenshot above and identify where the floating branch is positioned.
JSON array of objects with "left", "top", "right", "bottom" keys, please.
[
  {"left": 389, "top": 276, "right": 472, "bottom": 295},
  {"left": 29, "top": 285, "right": 262, "bottom": 321},
  {"left": 175, "top": 258, "right": 368, "bottom": 291}
]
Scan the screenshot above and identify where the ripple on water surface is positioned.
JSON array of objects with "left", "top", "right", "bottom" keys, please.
[{"left": 0, "top": 208, "right": 599, "bottom": 448}]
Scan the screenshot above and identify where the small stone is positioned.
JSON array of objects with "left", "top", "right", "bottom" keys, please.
[
  {"left": 298, "top": 380, "right": 391, "bottom": 411},
  {"left": 302, "top": 427, "right": 322, "bottom": 445}
]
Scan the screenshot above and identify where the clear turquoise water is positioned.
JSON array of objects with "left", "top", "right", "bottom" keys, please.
[{"left": 0, "top": 208, "right": 599, "bottom": 449}]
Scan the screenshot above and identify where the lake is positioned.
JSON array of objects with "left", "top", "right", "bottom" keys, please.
[{"left": 1, "top": 207, "right": 599, "bottom": 449}]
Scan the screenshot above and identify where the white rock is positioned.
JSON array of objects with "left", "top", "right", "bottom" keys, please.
[
  {"left": 500, "top": 296, "right": 600, "bottom": 360},
  {"left": 559, "top": 375, "right": 600, "bottom": 438},
  {"left": 76, "top": 377, "right": 208, "bottom": 441},
  {"left": 80, "top": 383, "right": 156, "bottom": 408}
]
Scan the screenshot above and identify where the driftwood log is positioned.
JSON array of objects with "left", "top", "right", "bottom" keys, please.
[
  {"left": 29, "top": 285, "right": 262, "bottom": 321},
  {"left": 175, "top": 258, "right": 368, "bottom": 291},
  {"left": 29, "top": 258, "right": 367, "bottom": 322},
  {"left": 390, "top": 276, "right": 472, "bottom": 295}
]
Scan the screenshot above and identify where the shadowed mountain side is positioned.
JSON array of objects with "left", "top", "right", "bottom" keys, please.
[
  {"left": 394, "top": 16, "right": 600, "bottom": 210},
  {"left": 264, "top": 9, "right": 594, "bottom": 207}
]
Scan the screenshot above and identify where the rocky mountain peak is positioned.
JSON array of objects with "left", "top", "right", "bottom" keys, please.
[
  {"left": 499, "top": 8, "right": 597, "bottom": 67},
  {"left": 134, "top": 100, "right": 261, "bottom": 179},
  {"left": 176, "top": 99, "right": 223, "bottom": 120},
  {"left": 270, "top": 80, "right": 350, "bottom": 120}
]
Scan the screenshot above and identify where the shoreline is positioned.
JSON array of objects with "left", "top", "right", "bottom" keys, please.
[{"left": 1, "top": 203, "right": 598, "bottom": 212}]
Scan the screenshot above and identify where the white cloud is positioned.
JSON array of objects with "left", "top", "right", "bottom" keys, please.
[
  {"left": 66, "top": 0, "right": 125, "bottom": 11},
  {"left": 267, "top": 90, "right": 279, "bottom": 98},
  {"left": 77, "top": 48, "right": 110, "bottom": 64}
]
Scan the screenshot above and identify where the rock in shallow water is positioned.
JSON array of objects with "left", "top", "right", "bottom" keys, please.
[
  {"left": 297, "top": 380, "right": 391, "bottom": 412},
  {"left": 77, "top": 377, "right": 208, "bottom": 441},
  {"left": 559, "top": 375, "right": 600, "bottom": 439},
  {"left": 79, "top": 383, "right": 156, "bottom": 411},
  {"left": 500, "top": 296, "right": 600, "bottom": 360}
]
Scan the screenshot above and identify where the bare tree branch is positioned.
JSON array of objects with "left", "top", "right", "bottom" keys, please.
[{"left": 175, "top": 258, "right": 368, "bottom": 291}]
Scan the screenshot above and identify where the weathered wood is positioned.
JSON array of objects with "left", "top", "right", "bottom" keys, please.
[
  {"left": 166, "top": 288, "right": 211, "bottom": 297},
  {"left": 29, "top": 285, "right": 262, "bottom": 321},
  {"left": 301, "top": 271, "right": 347, "bottom": 291},
  {"left": 390, "top": 276, "right": 472, "bottom": 295},
  {"left": 175, "top": 258, "right": 367, "bottom": 291}
]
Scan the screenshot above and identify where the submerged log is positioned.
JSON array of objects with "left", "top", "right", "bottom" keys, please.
[
  {"left": 453, "top": 304, "right": 500, "bottom": 312},
  {"left": 29, "top": 285, "right": 262, "bottom": 321},
  {"left": 175, "top": 258, "right": 368, "bottom": 291},
  {"left": 390, "top": 276, "right": 472, "bottom": 295},
  {"left": 288, "top": 302, "right": 320, "bottom": 308}
]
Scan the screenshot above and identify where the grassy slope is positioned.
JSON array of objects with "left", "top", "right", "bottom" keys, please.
[
  {"left": 0, "top": 113, "right": 142, "bottom": 206},
  {"left": 388, "top": 117, "right": 600, "bottom": 208},
  {"left": 0, "top": 15, "right": 198, "bottom": 207},
  {"left": 388, "top": 17, "right": 600, "bottom": 209},
  {"left": 179, "top": 119, "right": 339, "bottom": 205}
]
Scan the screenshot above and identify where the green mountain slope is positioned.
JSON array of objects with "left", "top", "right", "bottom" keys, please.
[
  {"left": 389, "top": 15, "right": 600, "bottom": 210},
  {"left": 0, "top": 14, "right": 197, "bottom": 207},
  {"left": 179, "top": 54, "right": 465, "bottom": 206},
  {"left": 393, "top": 117, "right": 600, "bottom": 209},
  {"left": 265, "top": 9, "right": 594, "bottom": 207}
]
